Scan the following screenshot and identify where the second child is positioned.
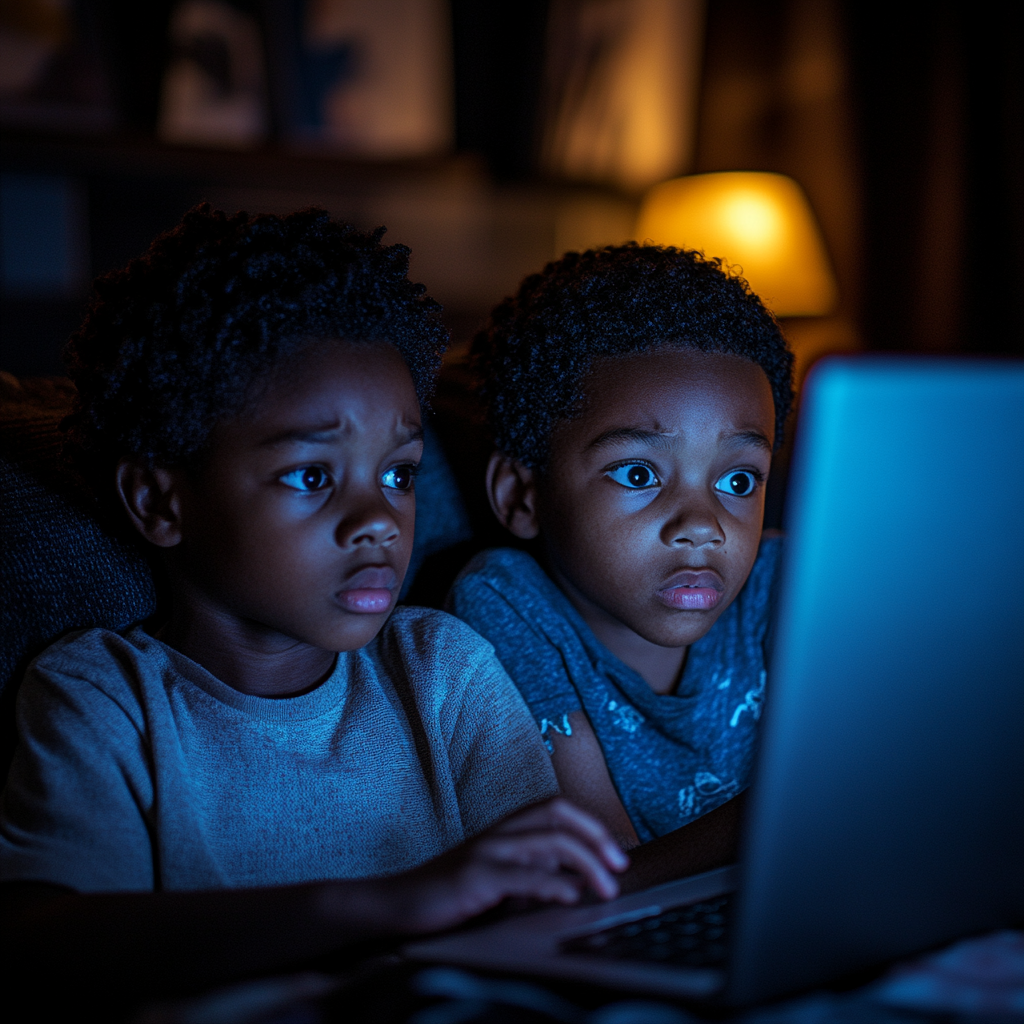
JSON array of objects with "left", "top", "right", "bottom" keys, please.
[{"left": 448, "top": 244, "right": 793, "bottom": 875}]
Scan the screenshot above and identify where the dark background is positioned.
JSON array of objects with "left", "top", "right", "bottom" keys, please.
[{"left": 2, "top": 0, "right": 1021, "bottom": 379}]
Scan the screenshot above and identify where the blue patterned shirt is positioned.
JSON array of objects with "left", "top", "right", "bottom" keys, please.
[{"left": 447, "top": 536, "right": 783, "bottom": 843}]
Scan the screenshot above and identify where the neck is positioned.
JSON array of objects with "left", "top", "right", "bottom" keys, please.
[
  {"left": 157, "top": 578, "right": 336, "bottom": 698},
  {"left": 545, "top": 562, "right": 687, "bottom": 696}
]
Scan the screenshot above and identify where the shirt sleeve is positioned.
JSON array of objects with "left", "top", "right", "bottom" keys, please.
[
  {"left": 0, "top": 654, "right": 156, "bottom": 892},
  {"left": 447, "top": 557, "right": 583, "bottom": 725},
  {"left": 440, "top": 622, "right": 559, "bottom": 838}
]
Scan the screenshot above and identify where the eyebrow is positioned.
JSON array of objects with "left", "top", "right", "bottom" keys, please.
[
  {"left": 586, "top": 427, "right": 676, "bottom": 452},
  {"left": 586, "top": 426, "right": 773, "bottom": 454},
  {"left": 725, "top": 430, "right": 773, "bottom": 453},
  {"left": 258, "top": 422, "right": 425, "bottom": 448}
]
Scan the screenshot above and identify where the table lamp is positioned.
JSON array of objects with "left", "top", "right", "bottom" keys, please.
[{"left": 635, "top": 171, "right": 837, "bottom": 318}]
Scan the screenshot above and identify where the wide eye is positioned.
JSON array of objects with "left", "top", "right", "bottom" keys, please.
[
  {"left": 279, "top": 466, "right": 331, "bottom": 492},
  {"left": 714, "top": 469, "right": 759, "bottom": 497},
  {"left": 606, "top": 462, "right": 661, "bottom": 489},
  {"left": 381, "top": 464, "right": 417, "bottom": 491}
]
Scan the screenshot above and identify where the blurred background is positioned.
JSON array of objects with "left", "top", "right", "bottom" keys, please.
[{"left": 1, "top": 0, "right": 1021, "bottom": 383}]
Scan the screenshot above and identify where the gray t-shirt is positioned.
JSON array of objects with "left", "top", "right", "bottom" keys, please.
[{"left": 0, "top": 607, "right": 558, "bottom": 892}]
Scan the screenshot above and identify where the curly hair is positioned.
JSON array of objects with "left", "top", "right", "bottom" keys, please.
[
  {"left": 62, "top": 204, "right": 447, "bottom": 500},
  {"left": 475, "top": 243, "right": 794, "bottom": 467}
]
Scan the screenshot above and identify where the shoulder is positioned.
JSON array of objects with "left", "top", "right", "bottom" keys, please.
[
  {"left": 24, "top": 626, "right": 160, "bottom": 703},
  {"left": 383, "top": 604, "right": 494, "bottom": 648},
  {"left": 16, "top": 626, "right": 160, "bottom": 752},
  {"left": 374, "top": 606, "right": 497, "bottom": 675},
  {"left": 447, "top": 548, "right": 559, "bottom": 629},
  {"left": 371, "top": 606, "right": 523, "bottom": 723},
  {"left": 445, "top": 551, "right": 585, "bottom": 717},
  {"left": 451, "top": 547, "right": 547, "bottom": 597}
]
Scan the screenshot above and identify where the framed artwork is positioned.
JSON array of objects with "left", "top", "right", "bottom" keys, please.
[
  {"left": 538, "top": 0, "right": 704, "bottom": 190},
  {"left": 266, "top": 0, "right": 453, "bottom": 158}
]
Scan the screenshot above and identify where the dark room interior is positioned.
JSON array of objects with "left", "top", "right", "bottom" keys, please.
[{"left": 1, "top": 2, "right": 1022, "bottom": 1022}]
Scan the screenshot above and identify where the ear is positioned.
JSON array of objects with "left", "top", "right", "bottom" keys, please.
[
  {"left": 115, "top": 458, "right": 185, "bottom": 548},
  {"left": 486, "top": 451, "right": 540, "bottom": 540}
]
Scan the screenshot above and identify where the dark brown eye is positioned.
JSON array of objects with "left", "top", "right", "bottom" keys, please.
[
  {"left": 302, "top": 467, "right": 327, "bottom": 490},
  {"left": 280, "top": 466, "right": 331, "bottom": 492},
  {"left": 382, "top": 464, "right": 416, "bottom": 491},
  {"left": 607, "top": 463, "right": 660, "bottom": 489},
  {"left": 716, "top": 470, "right": 757, "bottom": 496}
]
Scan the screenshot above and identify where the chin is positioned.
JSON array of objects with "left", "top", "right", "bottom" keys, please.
[
  {"left": 322, "top": 620, "right": 391, "bottom": 653},
  {"left": 642, "top": 615, "right": 719, "bottom": 649}
]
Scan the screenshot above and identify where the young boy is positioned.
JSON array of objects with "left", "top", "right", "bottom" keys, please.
[
  {"left": 447, "top": 244, "right": 793, "bottom": 873},
  {"left": 0, "top": 207, "right": 625, "bottom": 1000}
]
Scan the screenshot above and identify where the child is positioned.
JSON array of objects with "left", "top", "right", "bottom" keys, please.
[
  {"left": 447, "top": 244, "right": 793, "bottom": 869},
  {"left": 0, "top": 207, "right": 625, "bottom": 1000}
]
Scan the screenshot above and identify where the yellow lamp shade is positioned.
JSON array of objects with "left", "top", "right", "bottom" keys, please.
[{"left": 636, "top": 172, "right": 837, "bottom": 317}]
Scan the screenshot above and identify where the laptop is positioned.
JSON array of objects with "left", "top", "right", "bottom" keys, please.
[{"left": 406, "top": 357, "right": 1024, "bottom": 1006}]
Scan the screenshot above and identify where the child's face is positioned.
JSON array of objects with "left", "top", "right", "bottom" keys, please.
[
  {"left": 170, "top": 341, "right": 423, "bottom": 653},
  {"left": 536, "top": 348, "right": 775, "bottom": 650}
]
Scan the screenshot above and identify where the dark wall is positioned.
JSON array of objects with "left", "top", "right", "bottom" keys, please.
[
  {"left": 845, "top": 1, "right": 1023, "bottom": 355},
  {"left": 693, "top": 0, "right": 1023, "bottom": 357},
  {"left": 451, "top": 0, "right": 550, "bottom": 179},
  {"left": 693, "top": 0, "right": 863, "bottom": 348},
  {"left": 3, "top": 0, "right": 1021, "bottom": 377}
]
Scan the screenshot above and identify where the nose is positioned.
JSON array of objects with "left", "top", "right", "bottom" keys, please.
[
  {"left": 334, "top": 489, "right": 401, "bottom": 549},
  {"left": 659, "top": 490, "right": 726, "bottom": 549}
]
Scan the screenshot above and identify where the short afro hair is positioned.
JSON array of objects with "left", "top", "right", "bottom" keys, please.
[
  {"left": 475, "top": 243, "right": 794, "bottom": 467},
  {"left": 63, "top": 204, "right": 447, "bottom": 497}
]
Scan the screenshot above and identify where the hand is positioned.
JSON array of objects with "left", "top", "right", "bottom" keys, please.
[{"left": 374, "top": 797, "right": 629, "bottom": 935}]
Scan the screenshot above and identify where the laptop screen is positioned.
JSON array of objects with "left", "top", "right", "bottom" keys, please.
[{"left": 729, "top": 357, "right": 1024, "bottom": 1004}]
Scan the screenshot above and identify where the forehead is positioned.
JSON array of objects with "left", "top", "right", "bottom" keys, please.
[
  {"left": 227, "top": 340, "right": 420, "bottom": 442},
  {"left": 560, "top": 347, "right": 774, "bottom": 445}
]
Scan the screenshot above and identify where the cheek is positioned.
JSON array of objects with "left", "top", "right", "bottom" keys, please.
[
  {"left": 731, "top": 489, "right": 768, "bottom": 533},
  {"left": 722, "top": 506, "right": 765, "bottom": 578},
  {"left": 546, "top": 489, "right": 652, "bottom": 585},
  {"left": 392, "top": 501, "right": 417, "bottom": 569},
  {"left": 544, "top": 483, "right": 606, "bottom": 550},
  {"left": 398, "top": 494, "right": 417, "bottom": 534},
  {"left": 207, "top": 496, "right": 330, "bottom": 587}
]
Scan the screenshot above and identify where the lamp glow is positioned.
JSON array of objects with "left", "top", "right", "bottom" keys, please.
[{"left": 636, "top": 172, "right": 837, "bottom": 317}]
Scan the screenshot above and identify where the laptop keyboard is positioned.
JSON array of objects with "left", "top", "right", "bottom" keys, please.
[{"left": 559, "top": 894, "right": 733, "bottom": 968}]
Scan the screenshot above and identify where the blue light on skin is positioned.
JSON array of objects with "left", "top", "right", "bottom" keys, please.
[
  {"left": 490, "top": 347, "right": 775, "bottom": 693},
  {"left": 486, "top": 347, "right": 775, "bottom": 849},
  {"left": 115, "top": 340, "right": 424, "bottom": 698}
]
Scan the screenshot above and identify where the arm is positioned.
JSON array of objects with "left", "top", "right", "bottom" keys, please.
[
  {"left": 547, "top": 711, "right": 744, "bottom": 892},
  {"left": 547, "top": 710, "right": 640, "bottom": 850},
  {"left": 3, "top": 798, "right": 626, "bottom": 1003}
]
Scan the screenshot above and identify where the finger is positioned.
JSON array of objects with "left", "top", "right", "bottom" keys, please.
[
  {"left": 475, "top": 833, "right": 620, "bottom": 900},
  {"left": 544, "top": 799, "right": 630, "bottom": 872},
  {"left": 471, "top": 864, "right": 586, "bottom": 906},
  {"left": 492, "top": 798, "right": 629, "bottom": 872},
  {"left": 391, "top": 862, "right": 585, "bottom": 934}
]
